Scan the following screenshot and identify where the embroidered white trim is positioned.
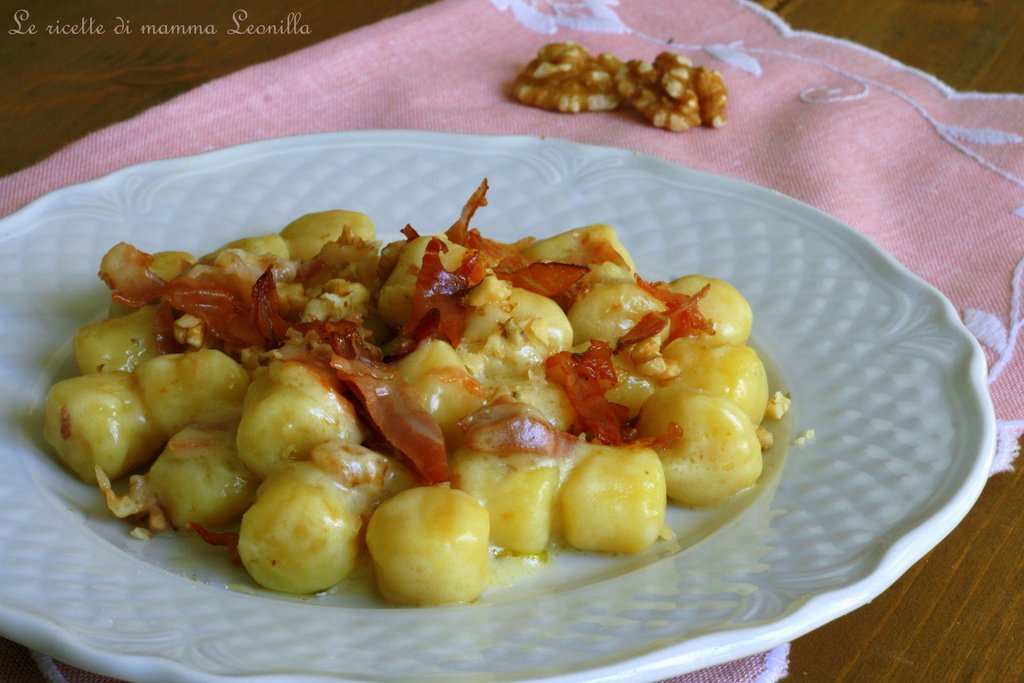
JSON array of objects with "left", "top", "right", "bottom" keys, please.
[
  {"left": 29, "top": 651, "right": 69, "bottom": 683},
  {"left": 757, "top": 643, "right": 791, "bottom": 683},
  {"left": 938, "top": 124, "right": 1024, "bottom": 146},
  {"left": 489, "top": 0, "right": 630, "bottom": 35},
  {"left": 799, "top": 82, "right": 869, "bottom": 103},
  {"left": 994, "top": 419, "right": 1024, "bottom": 474},
  {"left": 703, "top": 41, "right": 762, "bottom": 76},
  {"left": 964, "top": 256, "right": 1024, "bottom": 385}
]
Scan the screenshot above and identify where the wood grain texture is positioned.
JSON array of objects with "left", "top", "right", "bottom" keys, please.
[
  {"left": 0, "top": 0, "right": 440, "bottom": 177},
  {"left": 760, "top": 0, "right": 1024, "bottom": 93}
]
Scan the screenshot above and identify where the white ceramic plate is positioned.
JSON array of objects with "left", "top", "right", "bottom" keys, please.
[{"left": 0, "top": 131, "right": 994, "bottom": 682}]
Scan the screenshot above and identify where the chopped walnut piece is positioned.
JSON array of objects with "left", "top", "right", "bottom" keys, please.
[
  {"left": 765, "top": 391, "right": 792, "bottom": 421},
  {"left": 275, "top": 281, "right": 308, "bottom": 317},
  {"left": 693, "top": 65, "right": 729, "bottom": 128},
  {"left": 95, "top": 466, "right": 169, "bottom": 532},
  {"left": 626, "top": 337, "right": 680, "bottom": 381},
  {"left": 513, "top": 41, "right": 624, "bottom": 113},
  {"left": 173, "top": 313, "right": 205, "bottom": 349},
  {"left": 794, "top": 429, "right": 816, "bottom": 447},
  {"left": 756, "top": 426, "right": 774, "bottom": 452},
  {"left": 615, "top": 52, "right": 728, "bottom": 131},
  {"left": 301, "top": 279, "right": 372, "bottom": 323}
]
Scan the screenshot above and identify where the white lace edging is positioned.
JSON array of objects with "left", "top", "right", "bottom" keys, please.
[
  {"left": 993, "top": 420, "right": 1024, "bottom": 474},
  {"left": 963, "top": 256, "right": 1024, "bottom": 385},
  {"left": 963, "top": 252, "right": 1024, "bottom": 473},
  {"left": 29, "top": 651, "right": 69, "bottom": 683},
  {"left": 757, "top": 643, "right": 791, "bottom": 683},
  {"left": 489, "top": 0, "right": 630, "bottom": 35}
]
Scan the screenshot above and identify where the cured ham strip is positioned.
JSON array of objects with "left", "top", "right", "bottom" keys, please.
[
  {"left": 251, "top": 268, "right": 291, "bottom": 347},
  {"left": 619, "top": 277, "right": 713, "bottom": 348},
  {"left": 187, "top": 522, "right": 241, "bottom": 565},
  {"left": 545, "top": 341, "right": 684, "bottom": 448},
  {"left": 444, "top": 179, "right": 536, "bottom": 269},
  {"left": 161, "top": 267, "right": 291, "bottom": 350},
  {"left": 444, "top": 179, "right": 490, "bottom": 248},
  {"left": 459, "top": 400, "right": 578, "bottom": 457},
  {"left": 545, "top": 341, "right": 633, "bottom": 445},
  {"left": 332, "top": 360, "right": 450, "bottom": 485},
  {"left": 494, "top": 261, "right": 588, "bottom": 298},
  {"left": 616, "top": 312, "right": 668, "bottom": 349},
  {"left": 161, "top": 275, "right": 264, "bottom": 349},
  {"left": 441, "top": 180, "right": 599, "bottom": 300},
  {"left": 310, "top": 320, "right": 449, "bottom": 485},
  {"left": 578, "top": 239, "right": 629, "bottom": 270},
  {"left": 152, "top": 300, "right": 182, "bottom": 355},
  {"left": 403, "top": 237, "right": 486, "bottom": 348}
]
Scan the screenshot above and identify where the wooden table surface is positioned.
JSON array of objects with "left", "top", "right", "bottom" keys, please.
[{"left": 2, "top": 1, "right": 1022, "bottom": 682}]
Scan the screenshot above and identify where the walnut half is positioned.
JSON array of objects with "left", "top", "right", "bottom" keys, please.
[
  {"left": 512, "top": 41, "right": 624, "bottom": 113},
  {"left": 615, "top": 52, "right": 728, "bottom": 131}
]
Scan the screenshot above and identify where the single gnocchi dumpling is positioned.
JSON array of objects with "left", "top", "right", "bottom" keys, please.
[
  {"left": 451, "top": 449, "right": 560, "bottom": 555},
  {"left": 558, "top": 443, "right": 666, "bottom": 554},
  {"left": 279, "top": 210, "right": 376, "bottom": 261},
  {"left": 667, "top": 275, "right": 752, "bottom": 346},
  {"left": 521, "top": 224, "right": 636, "bottom": 283},
  {"left": 636, "top": 384, "right": 762, "bottom": 507},
  {"left": 307, "top": 439, "right": 417, "bottom": 506},
  {"left": 135, "top": 349, "right": 251, "bottom": 438},
  {"left": 235, "top": 359, "right": 364, "bottom": 479},
  {"left": 237, "top": 459, "right": 364, "bottom": 594},
  {"left": 73, "top": 305, "right": 160, "bottom": 374},
  {"left": 459, "top": 275, "right": 574, "bottom": 378},
  {"left": 566, "top": 280, "right": 664, "bottom": 347},
  {"left": 393, "top": 339, "right": 486, "bottom": 450},
  {"left": 104, "top": 250, "right": 193, "bottom": 319},
  {"left": 490, "top": 378, "right": 575, "bottom": 432},
  {"left": 204, "top": 247, "right": 299, "bottom": 288},
  {"left": 365, "top": 486, "right": 490, "bottom": 605},
  {"left": 42, "top": 371, "right": 164, "bottom": 482},
  {"left": 147, "top": 424, "right": 260, "bottom": 529},
  {"left": 148, "top": 250, "right": 196, "bottom": 282},
  {"left": 662, "top": 339, "right": 769, "bottom": 424}
]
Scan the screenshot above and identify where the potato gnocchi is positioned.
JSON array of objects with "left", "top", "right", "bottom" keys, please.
[{"left": 42, "top": 180, "right": 787, "bottom": 606}]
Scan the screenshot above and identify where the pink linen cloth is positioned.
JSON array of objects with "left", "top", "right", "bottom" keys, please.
[{"left": 1, "top": 0, "right": 1021, "bottom": 681}]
